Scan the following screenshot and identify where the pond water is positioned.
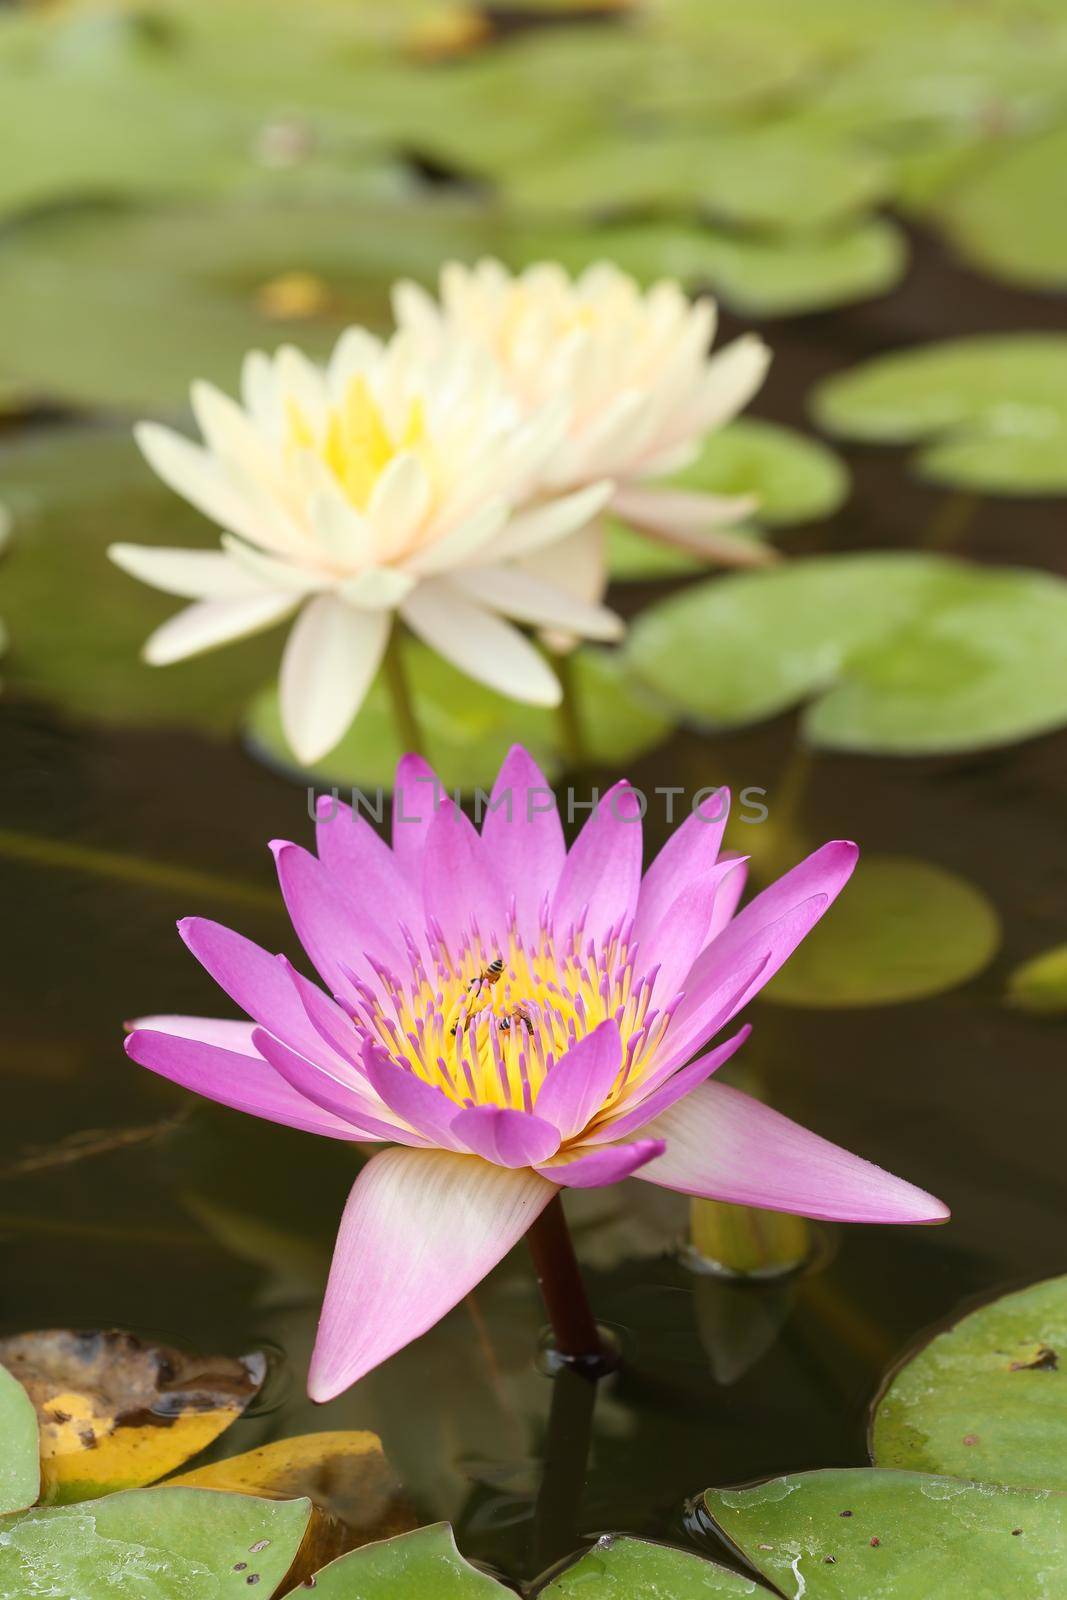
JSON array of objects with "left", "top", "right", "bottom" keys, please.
[{"left": 2, "top": 227, "right": 1066, "bottom": 1587}]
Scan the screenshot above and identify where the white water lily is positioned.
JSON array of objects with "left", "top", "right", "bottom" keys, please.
[
  {"left": 109, "top": 330, "right": 619, "bottom": 764},
  {"left": 395, "top": 260, "right": 774, "bottom": 610}
]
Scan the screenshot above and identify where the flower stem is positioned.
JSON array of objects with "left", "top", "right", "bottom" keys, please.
[
  {"left": 533, "top": 1361, "right": 598, "bottom": 1570},
  {"left": 383, "top": 627, "right": 426, "bottom": 758},
  {"left": 551, "top": 647, "right": 588, "bottom": 771},
  {"left": 525, "top": 1194, "right": 604, "bottom": 1365}
]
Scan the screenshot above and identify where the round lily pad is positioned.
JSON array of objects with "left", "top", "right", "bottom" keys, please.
[
  {"left": 307, "top": 1523, "right": 512, "bottom": 1597},
  {"left": 245, "top": 640, "right": 671, "bottom": 791},
  {"left": 936, "top": 124, "right": 1067, "bottom": 292},
  {"left": 537, "top": 1533, "right": 763, "bottom": 1596},
  {"left": 0, "top": 1362, "right": 39, "bottom": 1516},
  {"left": 705, "top": 1468, "right": 1067, "bottom": 1599},
  {"left": 871, "top": 1274, "right": 1067, "bottom": 1491},
  {"left": 1006, "top": 944, "right": 1067, "bottom": 1016},
  {"left": 765, "top": 855, "right": 1000, "bottom": 1007},
  {"left": 626, "top": 551, "right": 1067, "bottom": 755},
  {"left": 812, "top": 335, "right": 1067, "bottom": 495}
]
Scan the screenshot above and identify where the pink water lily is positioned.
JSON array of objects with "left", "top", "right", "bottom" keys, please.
[{"left": 125, "top": 747, "right": 947, "bottom": 1400}]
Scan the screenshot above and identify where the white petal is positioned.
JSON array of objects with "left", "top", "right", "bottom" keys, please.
[
  {"left": 220, "top": 533, "right": 327, "bottom": 594},
  {"left": 309, "top": 483, "right": 376, "bottom": 568},
  {"left": 190, "top": 380, "right": 286, "bottom": 503},
  {"left": 452, "top": 564, "right": 622, "bottom": 641},
  {"left": 143, "top": 592, "right": 298, "bottom": 665},
  {"left": 391, "top": 278, "right": 444, "bottom": 341},
  {"left": 108, "top": 543, "right": 266, "bottom": 601},
  {"left": 610, "top": 486, "right": 775, "bottom": 567},
  {"left": 279, "top": 594, "right": 390, "bottom": 764},
  {"left": 519, "top": 522, "right": 608, "bottom": 606},
  {"left": 134, "top": 422, "right": 266, "bottom": 546},
  {"left": 487, "top": 481, "right": 615, "bottom": 563},
  {"left": 695, "top": 334, "right": 772, "bottom": 434},
  {"left": 404, "top": 500, "right": 509, "bottom": 577},
  {"left": 401, "top": 580, "right": 562, "bottom": 706},
  {"left": 339, "top": 567, "right": 416, "bottom": 609},
  {"left": 368, "top": 452, "right": 432, "bottom": 561}
]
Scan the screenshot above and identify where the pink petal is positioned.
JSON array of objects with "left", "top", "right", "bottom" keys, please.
[
  {"left": 450, "top": 1105, "right": 562, "bottom": 1167},
  {"left": 279, "top": 957, "right": 365, "bottom": 1075},
  {"left": 586, "top": 1025, "right": 751, "bottom": 1144},
  {"left": 271, "top": 841, "right": 401, "bottom": 1000},
  {"left": 644, "top": 858, "right": 750, "bottom": 1005},
  {"left": 552, "top": 781, "right": 644, "bottom": 945},
  {"left": 126, "top": 1015, "right": 258, "bottom": 1055},
  {"left": 533, "top": 1019, "right": 622, "bottom": 1140},
  {"left": 125, "top": 1027, "right": 364, "bottom": 1141},
  {"left": 636, "top": 1081, "right": 950, "bottom": 1224},
  {"left": 309, "top": 1148, "right": 555, "bottom": 1398},
  {"left": 422, "top": 801, "right": 508, "bottom": 954},
  {"left": 392, "top": 753, "right": 443, "bottom": 880},
  {"left": 706, "top": 852, "right": 747, "bottom": 941},
  {"left": 251, "top": 1027, "right": 424, "bottom": 1143},
  {"left": 632, "top": 789, "right": 730, "bottom": 947},
  {"left": 537, "top": 1139, "right": 666, "bottom": 1188},
  {"left": 179, "top": 917, "right": 338, "bottom": 1064},
  {"left": 481, "top": 745, "right": 565, "bottom": 939},
  {"left": 362, "top": 1047, "right": 466, "bottom": 1150},
  {"left": 314, "top": 795, "right": 423, "bottom": 933}
]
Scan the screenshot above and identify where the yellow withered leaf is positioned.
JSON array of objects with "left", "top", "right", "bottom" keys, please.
[
  {"left": 169, "top": 1430, "right": 416, "bottom": 1570},
  {"left": 0, "top": 1329, "right": 265, "bottom": 1505}
]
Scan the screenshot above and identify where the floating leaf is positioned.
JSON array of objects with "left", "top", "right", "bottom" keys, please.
[
  {"left": 0, "top": 1329, "right": 264, "bottom": 1504},
  {"left": 871, "top": 1274, "right": 1067, "bottom": 1492},
  {"left": 705, "top": 1469, "right": 1067, "bottom": 1598},
  {"left": 627, "top": 552, "right": 1067, "bottom": 755},
  {"left": 0, "top": 1364, "right": 39, "bottom": 1515},
  {"left": 936, "top": 125, "right": 1067, "bottom": 292},
  {"left": 245, "top": 641, "right": 671, "bottom": 790},
  {"left": 537, "top": 1533, "right": 763, "bottom": 1596},
  {"left": 0, "top": 427, "right": 284, "bottom": 734},
  {"left": 813, "top": 335, "right": 1067, "bottom": 495},
  {"left": 1007, "top": 944, "right": 1067, "bottom": 1016},
  {"left": 306, "top": 1523, "right": 512, "bottom": 1596},
  {"left": 0, "top": 1487, "right": 311, "bottom": 1599},
  {"left": 170, "top": 1430, "right": 415, "bottom": 1561},
  {"left": 765, "top": 856, "right": 1000, "bottom": 1007}
]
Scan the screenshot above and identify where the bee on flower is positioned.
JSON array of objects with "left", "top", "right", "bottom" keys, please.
[
  {"left": 109, "top": 330, "right": 620, "bottom": 764},
  {"left": 394, "top": 259, "right": 775, "bottom": 613}
]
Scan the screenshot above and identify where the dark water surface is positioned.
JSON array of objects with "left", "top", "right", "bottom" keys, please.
[{"left": 2, "top": 229, "right": 1067, "bottom": 1585}]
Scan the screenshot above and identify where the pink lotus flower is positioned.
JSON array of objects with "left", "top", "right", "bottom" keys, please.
[{"left": 125, "top": 747, "right": 947, "bottom": 1401}]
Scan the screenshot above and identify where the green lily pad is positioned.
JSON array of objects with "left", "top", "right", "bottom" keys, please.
[
  {"left": 245, "top": 640, "right": 671, "bottom": 790},
  {"left": 626, "top": 552, "right": 1067, "bottom": 755},
  {"left": 0, "top": 427, "right": 283, "bottom": 734},
  {"left": 537, "top": 1534, "right": 764, "bottom": 1596},
  {"left": 765, "top": 855, "right": 1000, "bottom": 1007},
  {"left": 518, "top": 215, "right": 908, "bottom": 318},
  {"left": 1007, "top": 944, "right": 1067, "bottom": 1016},
  {"left": 936, "top": 124, "right": 1067, "bottom": 292},
  {"left": 607, "top": 418, "right": 849, "bottom": 581},
  {"left": 871, "top": 1274, "right": 1067, "bottom": 1491},
  {"left": 0, "top": 1364, "right": 39, "bottom": 1516},
  {"left": 705, "top": 1469, "right": 1067, "bottom": 1599},
  {"left": 307, "top": 1524, "right": 512, "bottom": 1596},
  {"left": 0, "top": 1487, "right": 312, "bottom": 1599},
  {"left": 812, "top": 335, "right": 1067, "bottom": 495}
]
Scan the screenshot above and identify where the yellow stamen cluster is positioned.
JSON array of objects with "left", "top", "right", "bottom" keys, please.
[{"left": 286, "top": 376, "right": 430, "bottom": 511}]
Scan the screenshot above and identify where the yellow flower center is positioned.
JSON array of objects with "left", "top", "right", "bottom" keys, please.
[
  {"left": 285, "top": 376, "right": 429, "bottom": 511},
  {"left": 356, "top": 926, "right": 674, "bottom": 1132}
]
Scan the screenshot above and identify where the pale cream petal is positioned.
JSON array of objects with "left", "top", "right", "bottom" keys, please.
[
  {"left": 694, "top": 334, "right": 772, "bottom": 434},
  {"left": 338, "top": 567, "right": 415, "bottom": 609},
  {"left": 520, "top": 521, "right": 607, "bottom": 607},
  {"left": 142, "top": 592, "right": 298, "bottom": 665},
  {"left": 309, "top": 482, "right": 376, "bottom": 567},
  {"left": 279, "top": 594, "right": 390, "bottom": 764},
  {"left": 401, "top": 581, "right": 562, "bottom": 706},
  {"left": 134, "top": 422, "right": 265, "bottom": 545},
  {"left": 368, "top": 452, "right": 432, "bottom": 561},
  {"left": 611, "top": 487, "right": 776, "bottom": 567},
  {"left": 391, "top": 279, "right": 444, "bottom": 340},
  {"left": 219, "top": 533, "right": 328, "bottom": 594},
  {"left": 452, "top": 564, "right": 623, "bottom": 641},
  {"left": 486, "top": 482, "right": 614, "bottom": 563},
  {"left": 108, "top": 542, "right": 266, "bottom": 601},
  {"left": 403, "top": 500, "right": 508, "bottom": 577}
]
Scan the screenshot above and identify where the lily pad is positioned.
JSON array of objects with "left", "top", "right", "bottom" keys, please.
[
  {"left": 1007, "top": 944, "right": 1067, "bottom": 1016},
  {"left": 626, "top": 552, "right": 1067, "bottom": 755},
  {"left": 306, "top": 1523, "right": 512, "bottom": 1596},
  {"left": 0, "top": 1364, "right": 39, "bottom": 1515},
  {"left": 765, "top": 855, "right": 1000, "bottom": 1007},
  {"left": 705, "top": 1468, "right": 1067, "bottom": 1599},
  {"left": 171, "top": 1430, "right": 415, "bottom": 1556},
  {"left": 0, "top": 1487, "right": 312, "bottom": 1599},
  {"left": 871, "top": 1274, "right": 1067, "bottom": 1492},
  {"left": 936, "top": 125, "right": 1067, "bottom": 292},
  {"left": 812, "top": 335, "right": 1067, "bottom": 495},
  {"left": 245, "top": 641, "right": 671, "bottom": 790},
  {"left": 537, "top": 1533, "right": 763, "bottom": 1596},
  {"left": 0, "top": 1329, "right": 264, "bottom": 1504},
  {"left": 0, "top": 427, "right": 285, "bottom": 734}
]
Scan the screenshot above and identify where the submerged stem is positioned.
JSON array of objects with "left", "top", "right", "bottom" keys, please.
[
  {"left": 550, "top": 647, "right": 588, "bottom": 771},
  {"left": 525, "top": 1194, "right": 603, "bottom": 1364},
  {"left": 383, "top": 626, "right": 426, "bottom": 758}
]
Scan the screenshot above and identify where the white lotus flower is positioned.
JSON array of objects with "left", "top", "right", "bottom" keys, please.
[
  {"left": 109, "top": 330, "right": 619, "bottom": 764},
  {"left": 394, "top": 260, "right": 774, "bottom": 609}
]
